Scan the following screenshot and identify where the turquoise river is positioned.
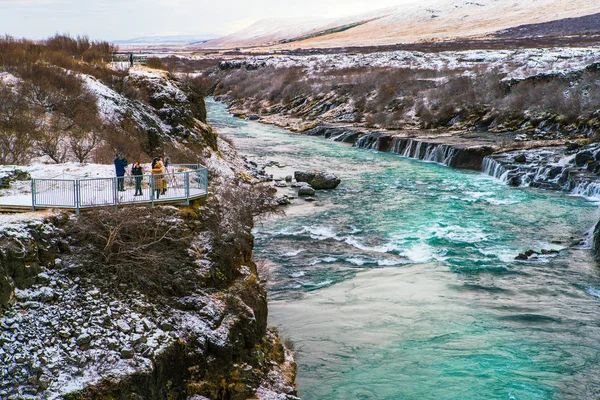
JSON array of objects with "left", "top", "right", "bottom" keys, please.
[{"left": 207, "top": 98, "right": 600, "bottom": 400}]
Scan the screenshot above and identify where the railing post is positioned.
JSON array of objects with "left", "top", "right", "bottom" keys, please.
[
  {"left": 150, "top": 175, "right": 155, "bottom": 207},
  {"left": 75, "top": 179, "right": 80, "bottom": 215},
  {"left": 31, "top": 179, "right": 36, "bottom": 211},
  {"left": 185, "top": 171, "right": 190, "bottom": 205},
  {"left": 203, "top": 168, "right": 208, "bottom": 197},
  {"left": 113, "top": 177, "right": 118, "bottom": 207}
]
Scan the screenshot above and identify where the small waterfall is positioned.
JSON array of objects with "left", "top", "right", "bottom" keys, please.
[
  {"left": 425, "top": 144, "right": 458, "bottom": 166},
  {"left": 482, "top": 146, "right": 600, "bottom": 201},
  {"left": 482, "top": 157, "right": 510, "bottom": 181},
  {"left": 390, "top": 137, "right": 407, "bottom": 154},
  {"left": 387, "top": 138, "right": 460, "bottom": 168},
  {"left": 569, "top": 180, "right": 600, "bottom": 199},
  {"left": 354, "top": 134, "right": 379, "bottom": 150}
]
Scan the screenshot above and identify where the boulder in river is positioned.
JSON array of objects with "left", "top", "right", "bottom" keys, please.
[
  {"left": 294, "top": 170, "right": 341, "bottom": 190},
  {"left": 294, "top": 171, "right": 316, "bottom": 183},
  {"left": 298, "top": 186, "right": 316, "bottom": 196},
  {"left": 311, "top": 172, "right": 341, "bottom": 190},
  {"left": 514, "top": 154, "right": 527, "bottom": 163},
  {"left": 575, "top": 151, "right": 593, "bottom": 166}
]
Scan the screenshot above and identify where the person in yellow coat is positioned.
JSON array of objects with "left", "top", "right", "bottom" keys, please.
[{"left": 151, "top": 157, "right": 164, "bottom": 199}]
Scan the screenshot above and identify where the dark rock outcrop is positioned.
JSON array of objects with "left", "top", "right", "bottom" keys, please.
[
  {"left": 0, "top": 214, "right": 64, "bottom": 310},
  {"left": 294, "top": 171, "right": 316, "bottom": 184},
  {"left": 301, "top": 126, "right": 360, "bottom": 143},
  {"left": 0, "top": 205, "right": 298, "bottom": 399},
  {"left": 298, "top": 186, "right": 316, "bottom": 196},
  {"left": 294, "top": 171, "right": 341, "bottom": 190},
  {"left": 310, "top": 173, "right": 341, "bottom": 190}
]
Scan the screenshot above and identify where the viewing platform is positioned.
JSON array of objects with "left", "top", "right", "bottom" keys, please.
[{"left": 0, "top": 164, "right": 208, "bottom": 214}]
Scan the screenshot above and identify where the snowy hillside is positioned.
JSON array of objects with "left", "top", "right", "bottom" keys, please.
[{"left": 198, "top": 0, "right": 600, "bottom": 49}]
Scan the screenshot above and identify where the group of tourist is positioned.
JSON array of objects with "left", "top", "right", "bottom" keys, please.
[{"left": 114, "top": 154, "right": 170, "bottom": 199}]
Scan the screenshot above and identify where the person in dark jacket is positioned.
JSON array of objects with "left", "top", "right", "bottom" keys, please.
[
  {"left": 129, "top": 53, "right": 133, "bottom": 67},
  {"left": 114, "top": 154, "right": 128, "bottom": 191},
  {"left": 131, "top": 162, "right": 143, "bottom": 196}
]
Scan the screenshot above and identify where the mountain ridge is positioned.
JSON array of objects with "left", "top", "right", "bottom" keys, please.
[{"left": 196, "top": 0, "right": 600, "bottom": 50}]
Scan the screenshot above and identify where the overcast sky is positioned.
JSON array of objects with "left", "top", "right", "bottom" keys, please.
[{"left": 0, "top": 0, "right": 415, "bottom": 41}]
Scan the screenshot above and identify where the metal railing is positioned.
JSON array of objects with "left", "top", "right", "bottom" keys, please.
[{"left": 31, "top": 165, "right": 208, "bottom": 213}]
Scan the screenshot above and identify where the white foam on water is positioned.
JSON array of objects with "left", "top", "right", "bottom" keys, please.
[
  {"left": 477, "top": 246, "right": 517, "bottom": 263},
  {"left": 343, "top": 237, "right": 396, "bottom": 253},
  {"left": 429, "top": 225, "right": 490, "bottom": 243},
  {"left": 283, "top": 249, "right": 304, "bottom": 257},
  {"left": 376, "top": 258, "right": 408, "bottom": 266},
  {"left": 304, "top": 226, "right": 339, "bottom": 240},
  {"left": 289, "top": 271, "right": 306, "bottom": 278},
  {"left": 485, "top": 197, "right": 520, "bottom": 206},
  {"left": 401, "top": 243, "right": 440, "bottom": 263},
  {"left": 346, "top": 258, "right": 370, "bottom": 266},
  {"left": 307, "top": 257, "right": 339, "bottom": 266}
]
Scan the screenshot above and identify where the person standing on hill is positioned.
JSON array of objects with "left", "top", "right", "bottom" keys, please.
[
  {"left": 131, "top": 161, "right": 143, "bottom": 196},
  {"left": 151, "top": 157, "right": 164, "bottom": 200},
  {"left": 114, "top": 154, "right": 128, "bottom": 192},
  {"left": 129, "top": 53, "right": 134, "bottom": 67}
]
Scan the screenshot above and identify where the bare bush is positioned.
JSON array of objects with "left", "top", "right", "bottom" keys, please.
[
  {"left": 0, "top": 85, "right": 40, "bottom": 164},
  {"left": 36, "top": 128, "right": 67, "bottom": 163},
  {"left": 67, "top": 207, "right": 195, "bottom": 295}
]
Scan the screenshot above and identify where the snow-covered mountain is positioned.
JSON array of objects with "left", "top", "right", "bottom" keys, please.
[{"left": 197, "top": 0, "right": 600, "bottom": 49}]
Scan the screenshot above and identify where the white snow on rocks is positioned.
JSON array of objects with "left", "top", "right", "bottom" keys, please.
[{"left": 226, "top": 47, "right": 599, "bottom": 81}]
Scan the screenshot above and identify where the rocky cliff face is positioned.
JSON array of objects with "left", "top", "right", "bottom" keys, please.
[{"left": 0, "top": 199, "right": 297, "bottom": 399}]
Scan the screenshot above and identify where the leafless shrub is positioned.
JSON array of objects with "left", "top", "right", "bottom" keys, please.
[
  {"left": 36, "top": 128, "right": 67, "bottom": 163},
  {"left": 0, "top": 85, "right": 40, "bottom": 164},
  {"left": 93, "top": 118, "right": 149, "bottom": 164},
  {"left": 67, "top": 207, "right": 195, "bottom": 295},
  {"left": 69, "top": 129, "right": 100, "bottom": 163}
]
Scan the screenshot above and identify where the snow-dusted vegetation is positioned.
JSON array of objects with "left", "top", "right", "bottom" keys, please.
[
  {"left": 0, "top": 35, "right": 217, "bottom": 166},
  {"left": 0, "top": 34, "right": 298, "bottom": 399},
  {"left": 212, "top": 47, "right": 600, "bottom": 138}
]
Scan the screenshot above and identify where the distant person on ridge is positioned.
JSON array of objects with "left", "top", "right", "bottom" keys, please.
[
  {"left": 114, "top": 154, "right": 128, "bottom": 192},
  {"left": 151, "top": 157, "right": 164, "bottom": 199},
  {"left": 131, "top": 161, "right": 143, "bottom": 196},
  {"left": 129, "top": 53, "right": 133, "bottom": 67}
]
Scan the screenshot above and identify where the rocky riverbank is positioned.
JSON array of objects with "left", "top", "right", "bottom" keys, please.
[{"left": 218, "top": 96, "right": 600, "bottom": 258}]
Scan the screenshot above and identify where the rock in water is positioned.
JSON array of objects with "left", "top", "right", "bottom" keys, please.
[
  {"left": 310, "top": 172, "right": 341, "bottom": 190},
  {"left": 298, "top": 186, "right": 316, "bottom": 196},
  {"left": 514, "top": 154, "right": 527, "bottom": 163},
  {"left": 575, "top": 151, "right": 593, "bottom": 166},
  {"left": 294, "top": 171, "right": 316, "bottom": 183}
]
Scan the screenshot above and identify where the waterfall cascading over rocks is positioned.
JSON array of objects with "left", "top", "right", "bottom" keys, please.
[
  {"left": 481, "top": 144, "right": 600, "bottom": 199},
  {"left": 301, "top": 126, "right": 361, "bottom": 143},
  {"left": 354, "top": 132, "right": 495, "bottom": 170}
]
